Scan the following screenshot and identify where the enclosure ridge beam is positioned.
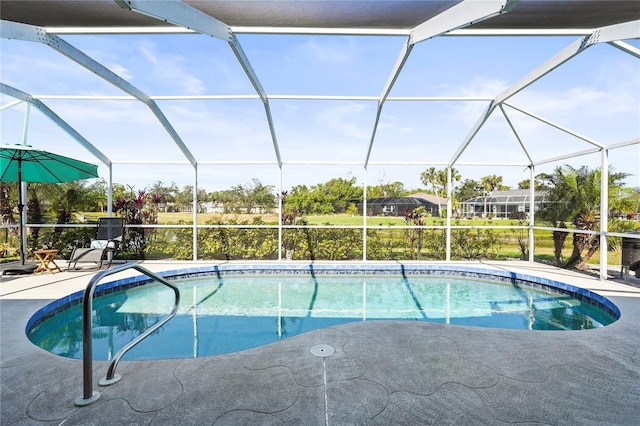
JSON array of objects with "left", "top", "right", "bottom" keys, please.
[
  {"left": 0, "top": 20, "right": 197, "bottom": 167},
  {"left": 410, "top": 0, "right": 520, "bottom": 44},
  {"left": 595, "top": 19, "right": 640, "bottom": 43},
  {"left": 43, "top": 26, "right": 593, "bottom": 38},
  {"left": 0, "top": 83, "right": 111, "bottom": 167},
  {"left": 115, "top": 0, "right": 233, "bottom": 42}
]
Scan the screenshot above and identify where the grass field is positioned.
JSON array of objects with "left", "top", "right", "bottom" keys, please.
[
  {"left": 86, "top": 212, "right": 519, "bottom": 227},
  {"left": 141, "top": 212, "right": 527, "bottom": 228}
]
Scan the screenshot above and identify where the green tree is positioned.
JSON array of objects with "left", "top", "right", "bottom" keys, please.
[
  {"left": 48, "top": 181, "right": 86, "bottom": 224},
  {"left": 285, "top": 184, "right": 314, "bottom": 214},
  {"left": 287, "top": 177, "right": 362, "bottom": 215},
  {"left": 174, "top": 185, "right": 193, "bottom": 212},
  {"left": 367, "top": 181, "right": 405, "bottom": 198},
  {"left": 313, "top": 177, "right": 363, "bottom": 214},
  {"left": 538, "top": 165, "right": 634, "bottom": 269},
  {"left": 243, "top": 178, "right": 276, "bottom": 214},
  {"left": 149, "top": 180, "right": 178, "bottom": 210},
  {"left": 25, "top": 184, "right": 44, "bottom": 253},
  {"left": 454, "top": 179, "right": 482, "bottom": 203},
  {"left": 480, "top": 174, "right": 503, "bottom": 218},
  {"left": 210, "top": 188, "right": 237, "bottom": 213},
  {"left": 517, "top": 173, "right": 551, "bottom": 190},
  {"left": 420, "top": 167, "right": 461, "bottom": 217},
  {"left": 0, "top": 184, "right": 16, "bottom": 250},
  {"left": 173, "top": 185, "right": 207, "bottom": 212},
  {"left": 83, "top": 179, "right": 109, "bottom": 212}
]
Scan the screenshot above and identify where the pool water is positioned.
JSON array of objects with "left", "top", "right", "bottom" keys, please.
[{"left": 28, "top": 274, "right": 617, "bottom": 361}]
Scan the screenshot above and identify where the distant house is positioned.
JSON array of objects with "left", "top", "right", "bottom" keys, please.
[
  {"left": 409, "top": 193, "right": 448, "bottom": 216},
  {"left": 358, "top": 193, "right": 447, "bottom": 217},
  {"left": 201, "top": 202, "right": 224, "bottom": 213},
  {"left": 461, "top": 189, "right": 547, "bottom": 219}
]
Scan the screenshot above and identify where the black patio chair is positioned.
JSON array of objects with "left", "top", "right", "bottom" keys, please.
[{"left": 67, "top": 217, "right": 125, "bottom": 271}]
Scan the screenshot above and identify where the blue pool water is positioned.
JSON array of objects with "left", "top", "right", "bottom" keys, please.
[{"left": 27, "top": 265, "right": 618, "bottom": 361}]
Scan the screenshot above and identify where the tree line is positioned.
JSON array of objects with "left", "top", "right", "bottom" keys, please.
[
  {"left": 1, "top": 166, "right": 638, "bottom": 221},
  {"left": 1, "top": 165, "right": 639, "bottom": 271}
]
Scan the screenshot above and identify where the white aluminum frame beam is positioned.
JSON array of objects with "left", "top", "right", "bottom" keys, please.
[
  {"left": 410, "top": 0, "right": 520, "bottom": 44},
  {"left": 449, "top": 101, "right": 495, "bottom": 165},
  {"left": 364, "top": 42, "right": 413, "bottom": 166},
  {"left": 609, "top": 40, "right": 640, "bottom": 59},
  {"left": 229, "top": 34, "right": 283, "bottom": 166},
  {"left": 495, "top": 20, "right": 640, "bottom": 105},
  {"left": 26, "top": 94, "right": 492, "bottom": 102},
  {"left": 503, "top": 102, "right": 605, "bottom": 149},
  {"left": 0, "top": 99, "right": 23, "bottom": 111},
  {"left": 0, "top": 20, "right": 197, "bottom": 166},
  {"left": 535, "top": 148, "right": 602, "bottom": 166},
  {"left": 115, "top": 0, "right": 232, "bottom": 41},
  {"left": 0, "top": 83, "right": 110, "bottom": 167},
  {"left": 607, "top": 139, "right": 640, "bottom": 150},
  {"left": 498, "top": 104, "right": 534, "bottom": 164},
  {"left": 365, "top": 0, "right": 519, "bottom": 167},
  {"left": 119, "top": 0, "right": 283, "bottom": 166},
  {"left": 44, "top": 27, "right": 591, "bottom": 38},
  {"left": 450, "top": 19, "right": 639, "bottom": 166}
]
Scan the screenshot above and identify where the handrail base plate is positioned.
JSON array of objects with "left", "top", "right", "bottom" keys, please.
[
  {"left": 99, "top": 374, "right": 121, "bottom": 386},
  {"left": 74, "top": 391, "right": 100, "bottom": 406}
]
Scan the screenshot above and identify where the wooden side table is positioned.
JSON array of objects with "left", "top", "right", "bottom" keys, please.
[{"left": 34, "top": 249, "right": 61, "bottom": 274}]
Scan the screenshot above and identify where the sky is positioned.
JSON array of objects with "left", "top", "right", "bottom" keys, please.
[{"left": 1, "top": 26, "right": 639, "bottom": 195}]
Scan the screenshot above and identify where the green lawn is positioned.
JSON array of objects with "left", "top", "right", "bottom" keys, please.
[{"left": 87, "top": 212, "right": 525, "bottom": 227}]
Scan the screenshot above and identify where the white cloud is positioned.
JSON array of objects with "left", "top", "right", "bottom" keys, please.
[
  {"left": 107, "top": 63, "right": 133, "bottom": 81},
  {"left": 442, "top": 76, "right": 509, "bottom": 98},
  {"left": 513, "top": 85, "right": 634, "bottom": 118},
  {"left": 133, "top": 40, "right": 206, "bottom": 95},
  {"left": 317, "top": 103, "right": 370, "bottom": 140},
  {"left": 294, "top": 38, "right": 354, "bottom": 65}
]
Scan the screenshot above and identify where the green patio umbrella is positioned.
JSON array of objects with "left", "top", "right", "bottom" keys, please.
[{"left": 0, "top": 144, "right": 99, "bottom": 265}]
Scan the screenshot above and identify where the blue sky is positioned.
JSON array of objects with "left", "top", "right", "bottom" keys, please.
[{"left": 1, "top": 30, "right": 638, "bottom": 193}]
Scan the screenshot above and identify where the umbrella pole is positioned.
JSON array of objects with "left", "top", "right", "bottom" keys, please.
[{"left": 18, "top": 160, "right": 26, "bottom": 265}]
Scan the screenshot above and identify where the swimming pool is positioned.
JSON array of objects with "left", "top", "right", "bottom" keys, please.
[{"left": 27, "top": 264, "right": 619, "bottom": 361}]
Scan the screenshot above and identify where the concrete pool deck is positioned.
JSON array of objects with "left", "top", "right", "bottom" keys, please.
[{"left": 1, "top": 260, "right": 639, "bottom": 425}]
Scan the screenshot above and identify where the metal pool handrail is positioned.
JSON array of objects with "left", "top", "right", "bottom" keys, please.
[{"left": 75, "top": 262, "right": 180, "bottom": 406}]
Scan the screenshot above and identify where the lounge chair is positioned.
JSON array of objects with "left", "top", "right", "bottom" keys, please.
[{"left": 68, "top": 217, "right": 125, "bottom": 271}]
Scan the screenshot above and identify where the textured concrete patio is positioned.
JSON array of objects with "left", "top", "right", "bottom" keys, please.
[{"left": 2, "top": 261, "right": 639, "bottom": 425}]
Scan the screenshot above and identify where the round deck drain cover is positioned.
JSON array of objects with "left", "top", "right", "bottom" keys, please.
[{"left": 310, "top": 344, "right": 334, "bottom": 357}]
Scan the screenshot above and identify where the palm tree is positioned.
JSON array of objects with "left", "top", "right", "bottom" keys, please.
[
  {"left": 480, "top": 175, "right": 503, "bottom": 218},
  {"left": 420, "top": 167, "right": 460, "bottom": 217},
  {"left": 538, "top": 165, "right": 634, "bottom": 269}
]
